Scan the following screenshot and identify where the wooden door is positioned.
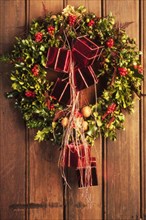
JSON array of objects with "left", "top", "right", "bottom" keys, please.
[{"left": 0, "top": 0, "right": 145, "bottom": 220}]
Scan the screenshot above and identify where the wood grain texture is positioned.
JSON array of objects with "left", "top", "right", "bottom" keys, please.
[
  {"left": 65, "top": 138, "right": 103, "bottom": 220},
  {"left": 28, "top": 1, "right": 64, "bottom": 220},
  {"left": 0, "top": 1, "right": 26, "bottom": 220},
  {"left": 0, "top": 0, "right": 25, "bottom": 54},
  {"left": 103, "top": 0, "right": 141, "bottom": 219},
  {"left": 141, "top": 0, "right": 146, "bottom": 219},
  {"left": 0, "top": 0, "right": 146, "bottom": 219},
  {"left": 29, "top": 136, "right": 63, "bottom": 220},
  {"left": 65, "top": 1, "right": 103, "bottom": 220},
  {"left": 67, "top": 0, "right": 101, "bottom": 15}
]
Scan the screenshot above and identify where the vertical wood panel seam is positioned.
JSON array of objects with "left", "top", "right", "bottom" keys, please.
[
  {"left": 101, "top": 0, "right": 104, "bottom": 17},
  {"left": 25, "top": 129, "right": 30, "bottom": 220},
  {"left": 25, "top": 0, "right": 30, "bottom": 220},
  {"left": 102, "top": 137, "right": 106, "bottom": 220},
  {"left": 102, "top": 1, "right": 107, "bottom": 219},
  {"left": 63, "top": 0, "right": 68, "bottom": 8},
  {"left": 139, "top": 0, "right": 145, "bottom": 218},
  {"left": 25, "top": 0, "right": 30, "bottom": 34},
  {"left": 102, "top": 2, "right": 107, "bottom": 220},
  {"left": 139, "top": 0, "right": 142, "bottom": 217}
]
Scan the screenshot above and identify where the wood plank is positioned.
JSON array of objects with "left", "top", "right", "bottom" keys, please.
[
  {"left": 0, "top": 1, "right": 26, "bottom": 220},
  {"left": 29, "top": 0, "right": 64, "bottom": 21},
  {"left": 141, "top": 0, "right": 146, "bottom": 219},
  {"left": 67, "top": 0, "right": 101, "bottom": 14},
  {"left": 29, "top": 136, "right": 64, "bottom": 220},
  {"left": 65, "top": 1, "right": 103, "bottom": 220},
  {"left": 28, "top": 1, "right": 64, "bottom": 220},
  {"left": 103, "top": 0, "right": 141, "bottom": 219}
]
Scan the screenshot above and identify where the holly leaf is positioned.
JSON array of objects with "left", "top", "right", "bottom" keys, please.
[
  {"left": 133, "top": 72, "right": 144, "bottom": 79},
  {"left": 34, "top": 127, "right": 50, "bottom": 142}
]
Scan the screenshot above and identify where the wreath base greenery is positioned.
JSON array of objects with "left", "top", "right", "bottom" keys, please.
[{"left": 3, "top": 5, "right": 143, "bottom": 147}]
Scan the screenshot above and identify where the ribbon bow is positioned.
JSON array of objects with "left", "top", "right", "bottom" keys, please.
[
  {"left": 46, "top": 36, "right": 99, "bottom": 188},
  {"left": 46, "top": 36, "right": 100, "bottom": 104}
]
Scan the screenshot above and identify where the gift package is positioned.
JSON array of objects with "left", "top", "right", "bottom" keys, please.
[
  {"left": 61, "top": 144, "right": 91, "bottom": 168},
  {"left": 72, "top": 36, "right": 99, "bottom": 67},
  {"left": 74, "top": 65, "right": 99, "bottom": 91},
  {"left": 76, "top": 157, "right": 98, "bottom": 188},
  {"left": 46, "top": 37, "right": 100, "bottom": 97},
  {"left": 46, "top": 37, "right": 99, "bottom": 188},
  {"left": 46, "top": 47, "right": 71, "bottom": 73},
  {"left": 61, "top": 144, "right": 98, "bottom": 188},
  {"left": 51, "top": 77, "right": 70, "bottom": 104}
]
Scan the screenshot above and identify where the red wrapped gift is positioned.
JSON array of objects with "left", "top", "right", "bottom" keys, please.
[
  {"left": 46, "top": 47, "right": 71, "bottom": 73},
  {"left": 74, "top": 65, "right": 99, "bottom": 91},
  {"left": 72, "top": 36, "right": 99, "bottom": 67},
  {"left": 61, "top": 144, "right": 91, "bottom": 168},
  {"left": 76, "top": 157, "right": 98, "bottom": 188},
  {"left": 51, "top": 77, "right": 70, "bottom": 104}
]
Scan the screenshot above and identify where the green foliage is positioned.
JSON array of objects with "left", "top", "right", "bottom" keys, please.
[{"left": 3, "top": 5, "right": 143, "bottom": 145}]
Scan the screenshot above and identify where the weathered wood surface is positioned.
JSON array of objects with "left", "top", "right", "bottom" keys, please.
[
  {"left": 0, "top": 1, "right": 26, "bottom": 220},
  {"left": 141, "top": 1, "right": 146, "bottom": 219},
  {"left": 104, "top": 1, "right": 141, "bottom": 219},
  {"left": 0, "top": 0, "right": 145, "bottom": 220},
  {"left": 28, "top": 1, "right": 64, "bottom": 220}
]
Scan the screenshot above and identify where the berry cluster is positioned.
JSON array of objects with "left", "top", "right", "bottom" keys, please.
[
  {"left": 69, "top": 15, "right": 77, "bottom": 26},
  {"left": 118, "top": 67, "right": 128, "bottom": 76},
  {"left": 32, "top": 64, "right": 39, "bottom": 76},
  {"left": 35, "top": 32, "right": 43, "bottom": 42},
  {"left": 48, "top": 26, "right": 55, "bottom": 35},
  {"left": 25, "top": 90, "right": 36, "bottom": 98},
  {"left": 88, "top": 20, "right": 95, "bottom": 26},
  {"left": 106, "top": 38, "right": 114, "bottom": 48}
]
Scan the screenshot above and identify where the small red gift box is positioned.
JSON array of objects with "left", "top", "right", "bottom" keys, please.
[
  {"left": 74, "top": 65, "right": 99, "bottom": 91},
  {"left": 72, "top": 36, "right": 99, "bottom": 67},
  {"left": 76, "top": 157, "right": 98, "bottom": 188},
  {"left": 61, "top": 144, "right": 91, "bottom": 168},
  {"left": 51, "top": 77, "right": 70, "bottom": 104},
  {"left": 46, "top": 47, "right": 71, "bottom": 73}
]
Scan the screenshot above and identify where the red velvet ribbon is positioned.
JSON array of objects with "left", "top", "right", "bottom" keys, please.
[
  {"left": 46, "top": 36, "right": 100, "bottom": 103},
  {"left": 46, "top": 47, "right": 71, "bottom": 73},
  {"left": 46, "top": 37, "right": 99, "bottom": 187},
  {"left": 46, "top": 36, "right": 99, "bottom": 71},
  {"left": 46, "top": 37, "right": 99, "bottom": 104}
]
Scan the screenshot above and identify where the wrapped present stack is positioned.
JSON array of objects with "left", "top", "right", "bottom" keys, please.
[
  {"left": 46, "top": 36, "right": 99, "bottom": 188},
  {"left": 46, "top": 36, "right": 99, "bottom": 104},
  {"left": 61, "top": 144, "right": 98, "bottom": 188}
]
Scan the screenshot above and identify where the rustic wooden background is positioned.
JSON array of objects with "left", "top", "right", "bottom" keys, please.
[{"left": 0, "top": 0, "right": 146, "bottom": 219}]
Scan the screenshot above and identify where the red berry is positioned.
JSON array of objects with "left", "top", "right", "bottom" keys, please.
[
  {"left": 118, "top": 67, "right": 128, "bottom": 76},
  {"left": 32, "top": 64, "right": 39, "bottom": 76},
  {"left": 106, "top": 38, "right": 114, "bottom": 48},
  {"left": 35, "top": 32, "right": 43, "bottom": 42},
  {"left": 25, "top": 90, "right": 36, "bottom": 98},
  {"left": 69, "top": 15, "right": 76, "bottom": 26},
  {"left": 88, "top": 20, "right": 95, "bottom": 26},
  {"left": 134, "top": 65, "right": 143, "bottom": 73},
  {"left": 138, "top": 66, "right": 143, "bottom": 73},
  {"left": 48, "top": 26, "right": 55, "bottom": 35}
]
